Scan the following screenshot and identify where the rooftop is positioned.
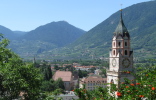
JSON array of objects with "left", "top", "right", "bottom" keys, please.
[
  {"left": 114, "top": 10, "right": 130, "bottom": 38},
  {"left": 53, "top": 71, "right": 72, "bottom": 81},
  {"left": 82, "top": 75, "right": 107, "bottom": 83}
]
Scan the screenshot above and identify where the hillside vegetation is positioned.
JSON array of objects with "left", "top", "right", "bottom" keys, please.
[
  {"left": 46, "top": 0, "right": 156, "bottom": 60},
  {"left": 19, "top": 21, "right": 85, "bottom": 47},
  {"left": 9, "top": 21, "right": 85, "bottom": 59}
]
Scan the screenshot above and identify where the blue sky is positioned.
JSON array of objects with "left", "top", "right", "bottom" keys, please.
[{"left": 0, "top": 0, "right": 150, "bottom": 32}]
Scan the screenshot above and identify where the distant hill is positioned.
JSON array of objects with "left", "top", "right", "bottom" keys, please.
[
  {"left": 13, "top": 31, "right": 27, "bottom": 37},
  {"left": 9, "top": 21, "right": 86, "bottom": 58},
  {"left": 19, "top": 21, "right": 85, "bottom": 47},
  {"left": 42, "top": 0, "right": 156, "bottom": 60},
  {"left": 0, "top": 25, "right": 17, "bottom": 40}
]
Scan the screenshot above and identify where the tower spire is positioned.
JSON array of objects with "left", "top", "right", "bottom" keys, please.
[{"left": 114, "top": 9, "right": 130, "bottom": 38}]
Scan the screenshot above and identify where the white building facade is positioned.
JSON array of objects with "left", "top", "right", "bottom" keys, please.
[{"left": 80, "top": 76, "right": 107, "bottom": 90}]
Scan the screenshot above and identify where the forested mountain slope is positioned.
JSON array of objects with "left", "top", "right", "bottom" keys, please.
[
  {"left": 9, "top": 21, "right": 85, "bottom": 59},
  {"left": 48, "top": 0, "right": 156, "bottom": 60}
]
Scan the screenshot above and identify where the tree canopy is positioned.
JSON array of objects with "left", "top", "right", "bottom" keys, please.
[{"left": 0, "top": 35, "right": 42, "bottom": 99}]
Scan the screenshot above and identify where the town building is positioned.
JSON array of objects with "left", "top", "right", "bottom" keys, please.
[
  {"left": 79, "top": 75, "right": 107, "bottom": 90},
  {"left": 53, "top": 71, "right": 74, "bottom": 91},
  {"left": 107, "top": 10, "right": 135, "bottom": 87},
  {"left": 73, "top": 65, "right": 96, "bottom": 71}
]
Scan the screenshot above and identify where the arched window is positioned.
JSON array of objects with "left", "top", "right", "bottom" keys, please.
[
  {"left": 125, "top": 42, "right": 127, "bottom": 46},
  {"left": 113, "top": 50, "right": 115, "bottom": 55},
  {"left": 125, "top": 50, "right": 127, "bottom": 55},
  {"left": 118, "top": 42, "right": 121, "bottom": 46}
]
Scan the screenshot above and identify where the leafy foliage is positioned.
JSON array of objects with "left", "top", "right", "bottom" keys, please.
[
  {"left": 78, "top": 69, "right": 88, "bottom": 78},
  {"left": 0, "top": 35, "right": 42, "bottom": 99},
  {"left": 40, "top": 64, "right": 52, "bottom": 81},
  {"left": 41, "top": 78, "right": 65, "bottom": 92}
]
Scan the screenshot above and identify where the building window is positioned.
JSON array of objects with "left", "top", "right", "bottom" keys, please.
[
  {"left": 113, "top": 50, "right": 115, "bottom": 55},
  {"left": 118, "top": 42, "right": 121, "bottom": 46},
  {"left": 114, "top": 42, "right": 115, "bottom": 47},
  {"left": 125, "top": 50, "right": 127, "bottom": 55},
  {"left": 125, "top": 42, "right": 127, "bottom": 46}
]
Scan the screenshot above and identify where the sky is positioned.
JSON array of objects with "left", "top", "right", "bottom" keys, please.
[{"left": 0, "top": 0, "right": 151, "bottom": 32}]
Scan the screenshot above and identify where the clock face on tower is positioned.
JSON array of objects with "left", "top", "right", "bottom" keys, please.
[
  {"left": 122, "top": 58, "right": 130, "bottom": 68},
  {"left": 112, "top": 58, "right": 117, "bottom": 67}
]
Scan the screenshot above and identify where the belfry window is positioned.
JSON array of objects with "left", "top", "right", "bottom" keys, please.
[
  {"left": 125, "top": 50, "right": 127, "bottom": 55},
  {"left": 118, "top": 42, "right": 121, "bottom": 46},
  {"left": 113, "top": 50, "right": 115, "bottom": 55},
  {"left": 125, "top": 42, "right": 127, "bottom": 46}
]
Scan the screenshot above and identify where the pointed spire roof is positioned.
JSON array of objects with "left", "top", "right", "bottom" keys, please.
[{"left": 114, "top": 9, "right": 130, "bottom": 38}]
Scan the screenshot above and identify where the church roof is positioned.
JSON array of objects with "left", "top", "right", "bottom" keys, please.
[{"left": 114, "top": 10, "right": 130, "bottom": 38}]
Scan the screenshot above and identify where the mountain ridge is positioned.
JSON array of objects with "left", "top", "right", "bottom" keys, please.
[
  {"left": 44, "top": 0, "right": 156, "bottom": 60},
  {"left": 0, "top": 25, "right": 18, "bottom": 40},
  {"left": 19, "top": 21, "right": 85, "bottom": 47},
  {"left": 9, "top": 21, "right": 86, "bottom": 58}
]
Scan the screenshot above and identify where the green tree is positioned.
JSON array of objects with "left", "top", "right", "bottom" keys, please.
[
  {"left": 43, "top": 65, "right": 52, "bottom": 81},
  {"left": 53, "top": 88, "right": 63, "bottom": 95},
  {"left": 41, "top": 78, "right": 65, "bottom": 93},
  {"left": 78, "top": 69, "right": 88, "bottom": 78},
  {"left": 39, "top": 63, "right": 52, "bottom": 81},
  {"left": 78, "top": 69, "right": 83, "bottom": 78},
  {"left": 89, "top": 67, "right": 96, "bottom": 73},
  {"left": 55, "top": 78, "right": 65, "bottom": 90},
  {"left": 41, "top": 79, "right": 55, "bottom": 92},
  {"left": 54, "top": 65, "right": 59, "bottom": 70},
  {"left": 0, "top": 35, "right": 42, "bottom": 99}
]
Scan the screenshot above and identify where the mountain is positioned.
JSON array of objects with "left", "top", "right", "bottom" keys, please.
[
  {"left": 44, "top": 0, "right": 156, "bottom": 60},
  {"left": 19, "top": 21, "right": 85, "bottom": 47},
  {"left": 9, "top": 21, "right": 86, "bottom": 59},
  {"left": 13, "top": 31, "right": 27, "bottom": 37},
  {"left": 0, "top": 25, "right": 17, "bottom": 40}
]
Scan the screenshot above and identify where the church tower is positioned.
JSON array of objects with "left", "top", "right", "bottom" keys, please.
[{"left": 107, "top": 10, "right": 135, "bottom": 87}]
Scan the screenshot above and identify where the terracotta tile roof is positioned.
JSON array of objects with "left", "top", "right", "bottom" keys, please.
[
  {"left": 53, "top": 71, "right": 72, "bottom": 82},
  {"left": 88, "top": 73, "right": 94, "bottom": 75}
]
